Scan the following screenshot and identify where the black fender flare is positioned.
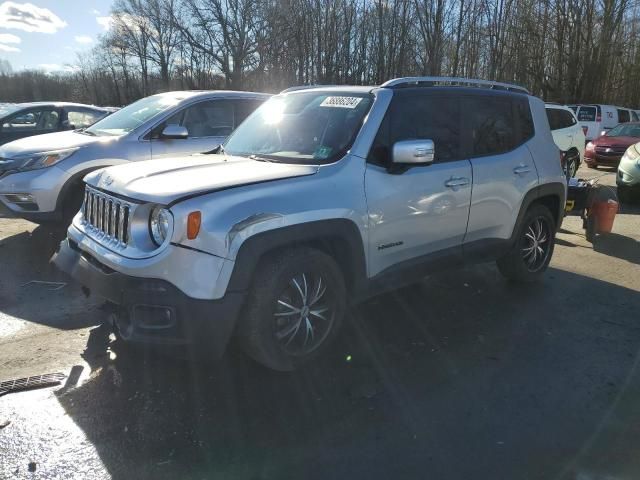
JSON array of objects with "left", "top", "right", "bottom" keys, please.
[
  {"left": 510, "top": 182, "right": 566, "bottom": 243},
  {"left": 55, "top": 166, "right": 112, "bottom": 212},
  {"left": 226, "top": 219, "right": 368, "bottom": 295}
]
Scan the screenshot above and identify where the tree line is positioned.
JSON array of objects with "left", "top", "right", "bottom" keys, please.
[{"left": 2, "top": 0, "right": 640, "bottom": 108}]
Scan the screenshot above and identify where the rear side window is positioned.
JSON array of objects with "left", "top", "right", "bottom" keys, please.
[
  {"left": 560, "top": 109, "right": 577, "bottom": 128},
  {"left": 617, "top": 109, "right": 630, "bottom": 123},
  {"left": 467, "top": 97, "right": 515, "bottom": 156},
  {"left": 371, "top": 94, "right": 461, "bottom": 164},
  {"left": 515, "top": 98, "right": 534, "bottom": 141},
  {"left": 577, "top": 106, "right": 597, "bottom": 122},
  {"left": 546, "top": 108, "right": 561, "bottom": 130}
]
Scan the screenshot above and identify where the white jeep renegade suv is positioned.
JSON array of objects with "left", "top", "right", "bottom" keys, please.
[{"left": 54, "top": 77, "right": 566, "bottom": 371}]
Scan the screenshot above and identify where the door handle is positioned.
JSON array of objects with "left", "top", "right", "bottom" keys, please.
[
  {"left": 513, "top": 165, "right": 532, "bottom": 175},
  {"left": 444, "top": 177, "right": 470, "bottom": 188}
]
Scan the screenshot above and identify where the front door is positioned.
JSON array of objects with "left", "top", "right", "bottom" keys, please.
[{"left": 365, "top": 92, "right": 472, "bottom": 277}]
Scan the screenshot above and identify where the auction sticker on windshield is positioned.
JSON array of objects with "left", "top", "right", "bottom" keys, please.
[{"left": 320, "top": 96, "right": 363, "bottom": 109}]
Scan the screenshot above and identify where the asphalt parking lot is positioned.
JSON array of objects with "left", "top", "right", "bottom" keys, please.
[{"left": 0, "top": 165, "right": 639, "bottom": 480}]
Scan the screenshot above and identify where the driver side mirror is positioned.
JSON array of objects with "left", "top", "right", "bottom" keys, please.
[
  {"left": 392, "top": 139, "right": 435, "bottom": 165},
  {"left": 161, "top": 124, "right": 189, "bottom": 140}
]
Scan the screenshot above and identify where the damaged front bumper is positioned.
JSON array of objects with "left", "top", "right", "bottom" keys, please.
[{"left": 52, "top": 238, "right": 246, "bottom": 357}]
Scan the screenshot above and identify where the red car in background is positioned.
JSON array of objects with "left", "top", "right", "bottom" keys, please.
[{"left": 585, "top": 122, "right": 640, "bottom": 168}]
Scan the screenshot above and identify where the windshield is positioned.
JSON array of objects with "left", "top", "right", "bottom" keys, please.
[
  {"left": 0, "top": 104, "right": 21, "bottom": 119},
  {"left": 606, "top": 123, "right": 640, "bottom": 137},
  {"left": 85, "top": 94, "right": 185, "bottom": 136},
  {"left": 224, "top": 92, "right": 373, "bottom": 164}
]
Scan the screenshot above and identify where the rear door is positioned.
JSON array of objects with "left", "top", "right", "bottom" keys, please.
[
  {"left": 577, "top": 105, "right": 600, "bottom": 140},
  {"left": 365, "top": 91, "right": 472, "bottom": 276},
  {"left": 546, "top": 107, "right": 572, "bottom": 151},
  {"left": 464, "top": 94, "right": 538, "bottom": 244}
]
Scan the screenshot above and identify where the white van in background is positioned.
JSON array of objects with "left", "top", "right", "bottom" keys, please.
[{"left": 576, "top": 104, "right": 639, "bottom": 140}]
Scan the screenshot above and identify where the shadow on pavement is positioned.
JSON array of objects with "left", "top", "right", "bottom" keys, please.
[
  {"left": 593, "top": 233, "right": 640, "bottom": 265},
  {"left": 54, "top": 265, "right": 640, "bottom": 480},
  {"left": 0, "top": 225, "right": 102, "bottom": 330}
]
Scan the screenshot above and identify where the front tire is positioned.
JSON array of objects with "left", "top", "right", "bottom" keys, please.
[
  {"left": 238, "top": 247, "right": 346, "bottom": 371},
  {"left": 497, "top": 204, "right": 556, "bottom": 283}
]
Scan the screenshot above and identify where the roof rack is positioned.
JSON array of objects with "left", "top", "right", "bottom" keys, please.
[
  {"left": 381, "top": 76, "right": 530, "bottom": 95},
  {"left": 280, "top": 85, "right": 339, "bottom": 94}
]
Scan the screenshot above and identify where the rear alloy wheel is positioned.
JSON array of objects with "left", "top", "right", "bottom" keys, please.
[
  {"left": 565, "top": 154, "right": 579, "bottom": 178},
  {"left": 239, "top": 247, "right": 346, "bottom": 371},
  {"left": 497, "top": 204, "right": 556, "bottom": 282}
]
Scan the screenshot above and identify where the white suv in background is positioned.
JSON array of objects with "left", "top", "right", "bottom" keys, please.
[{"left": 545, "top": 104, "right": 585, "bottom": 177}]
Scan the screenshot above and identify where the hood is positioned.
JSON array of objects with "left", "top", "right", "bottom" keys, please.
[
  {"left": 592, "top": 135, "right": 640, "bottom": 147},
  {"left": 86, "top": 155, "right": 319, "bottom": 205},
  {"left": 0, "top": 130, "right": 116, "bottom": 158}
]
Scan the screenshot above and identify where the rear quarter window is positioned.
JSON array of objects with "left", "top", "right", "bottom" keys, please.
[{"left": 578, "top": 107, "right": 596, "bottom": 122}]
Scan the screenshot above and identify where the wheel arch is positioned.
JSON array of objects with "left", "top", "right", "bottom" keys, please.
[
  {"left": 55, "top": 166, "right": 111, "bottom": 213},
  {"left": 226, "top": 219, "right": 367, "bottom": 296},
  {"left": 511, "top": 182, "right": 566, "bottom": 242}
]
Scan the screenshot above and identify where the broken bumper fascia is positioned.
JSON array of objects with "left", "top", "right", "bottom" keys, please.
[{"left": 52, "top": 237, "right": 246, "bottom": 356}]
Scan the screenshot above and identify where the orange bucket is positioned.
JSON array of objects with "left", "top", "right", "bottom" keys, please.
[{"left": 590, "top": 199, "right": 618, "bottom": 234}]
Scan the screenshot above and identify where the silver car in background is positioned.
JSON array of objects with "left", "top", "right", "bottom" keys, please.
[{"left": 0, "top": 90, "right": 269, "bottom": 224}]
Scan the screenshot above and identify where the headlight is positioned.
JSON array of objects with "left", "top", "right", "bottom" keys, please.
[
  {"left": 586, "top": 142, "right": 595, "bottom": 152},
  {"left": 18, "top": 148, "right": 78, "bottom": 172},
  {"left": 149, "top": 206, "right": 172, "bottom": 246},
  {"left": 621, "top": 144, "right": 640, "bottom": 165}
]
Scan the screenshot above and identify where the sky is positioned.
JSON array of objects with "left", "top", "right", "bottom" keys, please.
[{"left": 0, "top": 1, "right": 115, "bottom": 72}]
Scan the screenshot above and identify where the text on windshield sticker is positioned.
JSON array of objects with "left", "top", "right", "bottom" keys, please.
[{"left": 320, "top": 96, "right": 363, "bottom": 109}]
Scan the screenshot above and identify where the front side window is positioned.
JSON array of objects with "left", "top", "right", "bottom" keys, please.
[
  {"left": 181, "top": 101, "right": 234, "bottom": 138},
  {"left": 86, "top": 94, "right": 187, "bottom": 136},
  {"left": 2, "top": 108, "right": 59, "bottom": 131},
  {"left": 605, "top": 123, "right": 640, "bottom": 138},
  {"left": 369, "top": 94, "right": 461, "bottom": 165},
  {"left": 225, "top": 92, "right": 373, "bottom": 164},
  {"left": 467, "top": 97, "right": 515, "bottom": 156}
]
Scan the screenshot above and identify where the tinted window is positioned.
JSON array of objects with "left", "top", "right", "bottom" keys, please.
[
  {"left": 633, "top": 111, "right": 639, "bottom": 122},
  {"left": 381, "top": 94, "right": 461, "bottom": 162},
  {"left": 516, "top": 98, "right": 534, "bottom": 141},
  {"left": 467, "top": 97, "right": 515, "bottom": 156},
  {"left": 545, "top": 108, "right": 561, "bottom": 130},
  {"left": 560, "top": 109, "right": 577, "bottom": 128},
  {"left": 2, "top": 108, "right": 59, "bottom": 131},
  {"left": 578, "top": 106, "right": 597, "bottom": 122},
  {"left": 617, "top": 109, "right": 630, "bottom": 123}
]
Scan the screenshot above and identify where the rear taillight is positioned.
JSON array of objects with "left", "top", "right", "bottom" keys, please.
[
  {"left": 582, "top": 126, "right": 588, "bottom": 136},
  {"left": 596, "top": 115, "right": 602, "bottom": 122}
]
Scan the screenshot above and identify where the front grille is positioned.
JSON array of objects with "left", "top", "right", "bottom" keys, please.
[
  {"left": 81, "top": 186, "right": 131, "bottom": 247},
  {"left": 595, "top": 146, "right": 627, "bottom": 156}
]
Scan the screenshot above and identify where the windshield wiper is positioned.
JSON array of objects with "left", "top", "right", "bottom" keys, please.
[
  {"left": 76, "top": 128, "right": 96, "bottom": 136},
  {"left": 249, "top": 154, "right": 276, "bottom": 163}
]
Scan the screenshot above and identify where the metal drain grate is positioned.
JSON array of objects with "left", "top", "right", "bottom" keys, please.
[{"left": 0, "top": 372, "right": 66, "bottom": 396}]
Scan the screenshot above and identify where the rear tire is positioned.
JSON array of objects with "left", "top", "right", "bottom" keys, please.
[
  {"left": 566, "top": 154, "right": 579, "bottom": 178},
  {"left": 497, "top": 204, "right": 556, "bottom": 283},
  {"left": 238, "top": 247, "right": 346, "bottom": 371}
]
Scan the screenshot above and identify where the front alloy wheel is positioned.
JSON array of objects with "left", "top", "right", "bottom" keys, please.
[
  {"left": 273, "top": 273, "right": 336, "bottom": 356},
  {"left": 239, "top": 247, "right": 346, "bottom": 371}
]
